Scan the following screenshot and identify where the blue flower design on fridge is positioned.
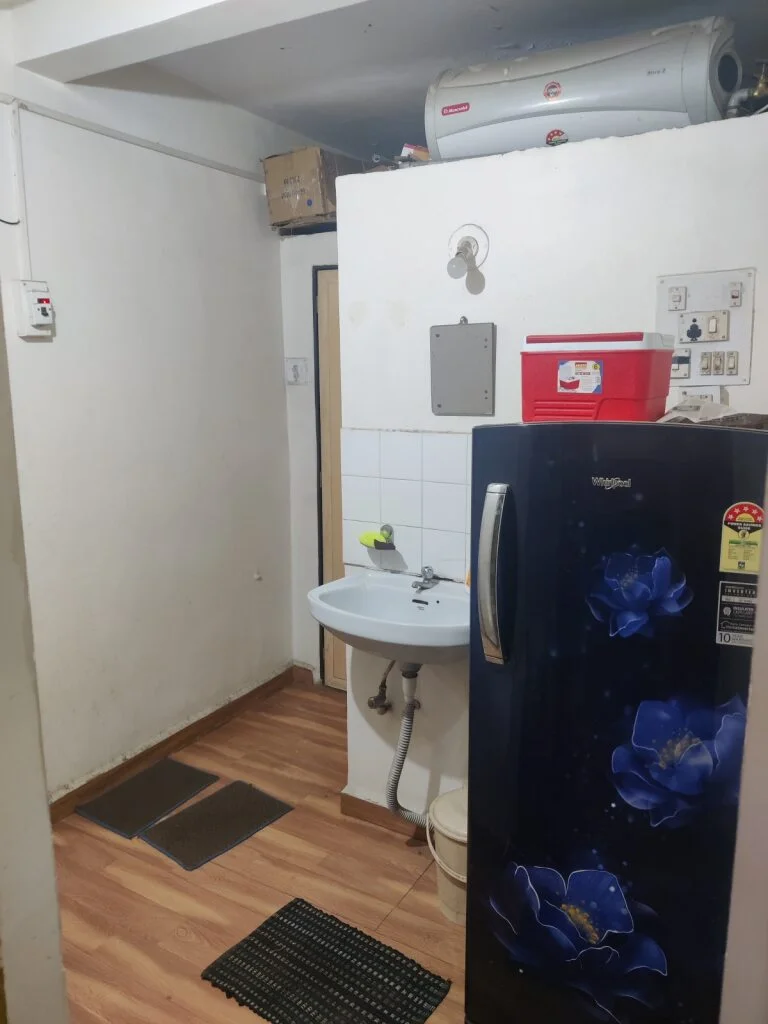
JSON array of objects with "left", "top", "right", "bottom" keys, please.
[
  {"left": 587, "top": 548, "right": 693, "bottom": 638},
  {"left": 612, "top": 697, "right": 747, "bottom": 828},
  {"left": 491, "top": 864, "right": 666, "bottom": 1022}
]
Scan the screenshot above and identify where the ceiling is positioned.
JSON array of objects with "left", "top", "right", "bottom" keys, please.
[{"left": 152, "top": 0, "right": 768, "bottom": 158}]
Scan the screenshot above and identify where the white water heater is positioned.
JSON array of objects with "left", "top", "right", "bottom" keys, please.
[{"left": 426, "top": 17, "right": 740, "bottom": 161}]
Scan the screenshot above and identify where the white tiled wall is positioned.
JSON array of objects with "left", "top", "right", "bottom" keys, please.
[{"left": 341, "top": 429, "right": 472, "bottom": 581}]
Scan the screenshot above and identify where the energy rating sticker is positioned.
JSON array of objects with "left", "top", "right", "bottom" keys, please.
[{"left": 719, "top": 501, "right": 764, "bottom": 575}]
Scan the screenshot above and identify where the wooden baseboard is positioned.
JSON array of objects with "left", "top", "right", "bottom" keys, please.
[
  {"left": 340, "top": 792, "right": 426, "bottom": 843},
  {"left": 50, "top": 666, "right": 301, "bottom": 824},
  {"left": 292, "top": 664, "right": 315, "bottom": 687}
]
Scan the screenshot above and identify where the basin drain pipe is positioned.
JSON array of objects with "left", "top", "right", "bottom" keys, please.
[{"left": 386, "top": 667, "right": 427, "bottom": 829}]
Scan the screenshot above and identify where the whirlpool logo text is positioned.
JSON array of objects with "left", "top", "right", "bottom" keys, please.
[{"left": 592, "top": 476, "right": 632, "bottom": 490}]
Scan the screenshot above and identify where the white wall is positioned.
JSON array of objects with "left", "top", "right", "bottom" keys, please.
[
  {"left": 1, "top": 30, "right": 311, "bottom": 178},
  {"left": 0, "top": 14, "right": 315, "bottom": 797},
  {"left": 280, "top": 232, "right": 338, "bottom": 677},
  {"left": 0, "top": 107, "right": 293, "bottom": 797},
  {"left": 338, "top": 118, "right": 768, "bottom": 431},
  {"left": 336, "top": 115, "right": 768, "bottom": 815},
  {"left": 0, "top": 294, "right": 67, "bottom": 1024},
  {"left": 12, "top": 0, "right": 369, "bottom": 81}
]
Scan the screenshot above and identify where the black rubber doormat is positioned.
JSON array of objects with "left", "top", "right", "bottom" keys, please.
[
  {"left": 76, "top": 758, "right": 218, "bottom": 839},
  {"left": 202, "top": 898, "right": 451, "bottom": 1024},
  {"left": 141, "top": 780, "right": 292, "bottom": 870}
]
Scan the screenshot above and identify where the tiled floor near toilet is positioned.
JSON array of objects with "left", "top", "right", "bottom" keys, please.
[{"left": 54, "top": 679, "right": 466, "bottom": 1023}]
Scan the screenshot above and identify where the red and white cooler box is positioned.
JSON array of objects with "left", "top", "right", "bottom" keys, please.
[{"left": 522, "top": 332, "right": 675, "bottom": 423}]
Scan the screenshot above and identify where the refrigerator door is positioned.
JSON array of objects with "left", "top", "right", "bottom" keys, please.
[{"left": 466, "top": 422, "right": 767, "bottom": 1024}]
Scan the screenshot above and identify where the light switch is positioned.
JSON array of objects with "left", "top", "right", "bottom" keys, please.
[
  {"left": 712, "top": 352, "right": 725, "bottom": 376},
  {"left": 700, "top": 352, "right": 712, "bottom": 375},
  {"left": 726, "top": 352, "right": 739, "bottom": 376},
  {"left": 729, "top": 282, "right": 743, "bottom": 307},
  {"left": 706, "top": 311, "right": 729, "bottom": 340},
  {"left": 668, "top": 286, "right": 687, "bottom": 311},
  {"left": 284, "top": 357, "right": 310, "bottom": 385}
]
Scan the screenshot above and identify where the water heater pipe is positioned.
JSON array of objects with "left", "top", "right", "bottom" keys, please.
[{"left": 726, "top": 62, "right": 768, "bottom": 117}]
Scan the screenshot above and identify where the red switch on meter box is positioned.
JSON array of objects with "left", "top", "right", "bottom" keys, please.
[
  {"left": 522, "top": 332, "right": 674, "bottom": 422},
  {"left": 16, "top": 280, "right": 55, "bottom": 341}
]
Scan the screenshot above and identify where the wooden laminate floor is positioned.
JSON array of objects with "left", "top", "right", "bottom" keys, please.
[{"left": 54, "top": 680, "right": 466, "bottom": 1023}]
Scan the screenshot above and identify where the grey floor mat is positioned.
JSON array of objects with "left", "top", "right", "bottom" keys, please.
[
  {"left": 141, "top": 780, "right": 292, "bottom": 870},
  {"left": 76, "top": 758, "right": 218, "bottom": 838}
]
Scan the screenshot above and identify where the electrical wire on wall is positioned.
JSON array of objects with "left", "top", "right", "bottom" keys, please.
[{"left": 3, "top": 100, "right": 33, "bottom": 278}]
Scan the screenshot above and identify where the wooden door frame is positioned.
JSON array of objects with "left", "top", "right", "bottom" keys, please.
[{"left": 313, "top": 264, "right": 340, "bottom": 685}]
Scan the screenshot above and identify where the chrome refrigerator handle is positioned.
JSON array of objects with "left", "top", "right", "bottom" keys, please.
[{"left": 478, "top": 483, "right": 508, "bottom": 665}]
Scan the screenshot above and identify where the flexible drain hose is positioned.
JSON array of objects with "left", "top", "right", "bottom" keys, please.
[{"left": 385, "top": 674, "right": 427, "bottom": 829}]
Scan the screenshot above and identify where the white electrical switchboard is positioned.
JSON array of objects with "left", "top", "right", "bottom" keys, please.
[{"left": 656, "top": 269, "right": 755, "bottom": 388}]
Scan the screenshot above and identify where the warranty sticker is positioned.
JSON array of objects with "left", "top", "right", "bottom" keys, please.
[
  {"left": 719, "top": 501, "right": 764, "bottom": 574},
  {"left": 716, "top": 580, "right": 758, "bottom": 647}
]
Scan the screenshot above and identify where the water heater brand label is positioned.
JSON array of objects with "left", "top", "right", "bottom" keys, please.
[
  {"left": 546, "top": 128, "right": 568, "bottom": 146},
  {"left": 558, "top": 359, "right": 603, "bottom": 394},
  {"left": 441, "top": 102, "right": 470, "bottom": 116},
  {"left": 543, "top": 80, "right": 562, "bottom": 99}
]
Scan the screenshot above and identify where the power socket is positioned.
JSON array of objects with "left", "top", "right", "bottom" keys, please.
[{"left": 679, "top": 310, "right": 730, "bottom": 344}]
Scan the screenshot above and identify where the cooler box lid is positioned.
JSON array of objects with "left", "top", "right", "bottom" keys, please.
[{"left": 525, "top": 332, "right": 674, "bottom": 352}]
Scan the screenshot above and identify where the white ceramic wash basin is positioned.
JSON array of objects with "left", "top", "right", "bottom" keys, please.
[{"left": 307, "top": 572, "right": 470, "bottom": 665}]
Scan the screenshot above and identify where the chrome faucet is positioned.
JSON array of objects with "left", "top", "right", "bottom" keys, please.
[{"left": 412, "top": 566, "right": 438, "bottom": 593}]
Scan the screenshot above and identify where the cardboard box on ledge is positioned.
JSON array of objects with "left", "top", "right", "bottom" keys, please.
[{"left": 262, "top": 147, "right": 368, "bottom": 229}]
